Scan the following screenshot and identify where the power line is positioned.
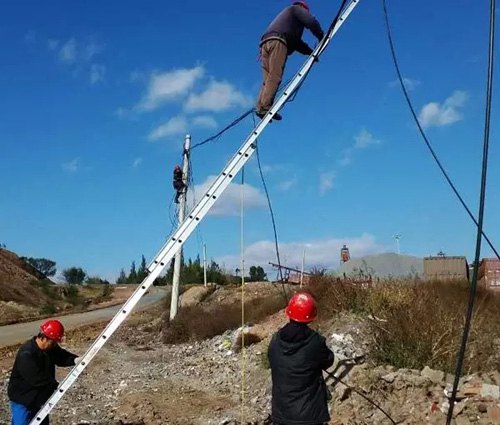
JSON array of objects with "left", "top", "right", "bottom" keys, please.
[
  {"left": 446, "top": 0, "right": 496, "bottom": 422},
  {"left": 381, "top": 0, "right": 500, "bottom": 260}
]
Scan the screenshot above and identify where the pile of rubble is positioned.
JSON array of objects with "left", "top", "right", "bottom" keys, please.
[
  {"left": 1, "top": 302, "right": 500, "bottom": 424},
  {"left": 330, "top": 364, "right": 500, "bottom": 424}
]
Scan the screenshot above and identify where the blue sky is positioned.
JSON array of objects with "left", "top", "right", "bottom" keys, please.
[{"left": 1, "top": 0, "right": 499, "bottom": 281}]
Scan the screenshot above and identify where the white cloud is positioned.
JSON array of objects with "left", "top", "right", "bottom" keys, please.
[
  {"left": 418, "top": 90, "right": 468, "bottom": 128},
  {"left": 339, "top": 149, "right": 353, "bottom": 166},
  {"left": 148, "top": 116, "right": 188, "bottom": 141},
  {"left": 319, "top": 172, "right": 335, "bottom": 195},
  {"left": 184, "top": 80, "right": 252, "bottom": 113},
  {"left": 277, "top": 177, "right": 297, "bottom": 191},
  {"left": 132, "top": 157, "right": 143, "bottom": 168},
  {"left": 137, "top": 66, "right": 205, "bottom": 112},
  {"left": 217, "top": 234, "right": 385, "bottom": 272},
  {"left": 61, "top": 158, "right": 80, "bottom": 173},
  {"left": 90, "top": 64, "right": 106, "bottom": 85},
  {"left": 190, "top": 175, "right": 266, "bottom": 216},
  {"left": 58, "top": 38, "right": 77, "bottom": 64},
  {"left": 353, "top": 129, "right": 381, "bottom": 149},
  {"left": 389, "top": 77, "right": 420, "bottom": 91},
  {"left": 339, "top": 129, "right": 381, "bottom": 167},
  {"left": 192, "top": 115, "right": 218, "bottom": 129},
  {"left": 83, "top": 41, "right": 103, "bottom": 61}
]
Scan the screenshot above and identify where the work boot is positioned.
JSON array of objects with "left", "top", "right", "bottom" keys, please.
[{"left": 256, "top": 109, "right": 282, "bottom": 121}]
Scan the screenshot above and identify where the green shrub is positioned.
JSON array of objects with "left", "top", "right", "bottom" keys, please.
[{"left": 39, "top": 303, "right": 57, "bottom": 315}]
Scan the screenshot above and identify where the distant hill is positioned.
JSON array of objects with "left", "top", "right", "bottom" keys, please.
[
  {"left": 336, "top": 253, "right": 423, "bottom": 277},
  {"left": 0, "top": 248, "right": 57, "bottom": 306}
]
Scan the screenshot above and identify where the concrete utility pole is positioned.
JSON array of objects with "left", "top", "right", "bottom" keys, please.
[
  {"left": 170, "top": 134, "right": 191, "bottom": 320},
  {"left": 203, "top": 243, "right": 208, "bottom": 287}
]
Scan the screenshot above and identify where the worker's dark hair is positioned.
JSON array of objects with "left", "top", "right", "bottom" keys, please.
[{"left": 37, "top": 332, "right": 46, "bottom": 339}]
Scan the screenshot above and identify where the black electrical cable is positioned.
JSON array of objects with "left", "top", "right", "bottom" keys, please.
[
  {"left": 382, "top": 0, "right": 500, "bottom": 261},
  {"left": 190, "top": 109, "right": 254, "bottom": 150},
  {"left": 252, "top": 117, "right": 289, "bottom": 304},
  {"left": 324, "top": 370, "right": 397, "bottom": 425},
  {"left": 446, "top": 0, "right": 496, "bottom": 422}
]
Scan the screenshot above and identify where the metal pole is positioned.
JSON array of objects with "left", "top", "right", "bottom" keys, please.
[
  {"left": 300, "top": 246, "right": 306, "bottom": 288},
  {"left": 170, "top": 134, "right": 191, "bottom": 320},
  {"left": 203, "top": 243, "right": 208, "bottom": 287}
]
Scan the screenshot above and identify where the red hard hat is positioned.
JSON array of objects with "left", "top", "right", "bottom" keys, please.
[
  {"left": 40, "top": 320, "right": 64, "bottom": 342},
  {"left": 294, "top": 1, "right": 310, "bottom": 11},
  {"left": 174, "top": 165, "right": 181, "bottom": 171},
  {"left": 286, "top": 292, "right": 317, "bottom": 323}
]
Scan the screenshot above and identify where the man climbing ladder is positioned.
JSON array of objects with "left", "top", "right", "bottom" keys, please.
[{"left": 256, "top": 1, "right": 325, "bottom": 121}]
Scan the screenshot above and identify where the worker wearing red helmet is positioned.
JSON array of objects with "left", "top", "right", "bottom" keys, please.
[
  {"left": 256, "top": 1, "right": 324, "bottom": 121},
  {"left": 268, "top": 292, "right": 334, "bottom": 425},
  {"left": 8, "top": 320, "right": 79, "bottom": 425}
]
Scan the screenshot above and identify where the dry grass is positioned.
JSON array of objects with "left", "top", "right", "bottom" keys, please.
[
  {"left": 162, "top": 294, "right": 285, "bottom": 344},
  {"left": 308, "top": 277, "right": 500, "bottom": 373}
]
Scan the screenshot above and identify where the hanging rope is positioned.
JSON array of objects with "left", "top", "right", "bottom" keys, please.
[
  {"left": 240, "top": 166, "right": 246, "bottom": 424},
  {"left": 381, "top": 0, "right": 500, "bottom": 260},
  {"left": 446, "top": 0, "right": 496, "bottom": 422}
]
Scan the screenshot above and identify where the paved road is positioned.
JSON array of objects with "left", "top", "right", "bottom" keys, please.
[{"left": 0, "top": 288, "right": 167, "bottom": 348}]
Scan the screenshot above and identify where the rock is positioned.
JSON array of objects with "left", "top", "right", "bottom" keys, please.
[
  {"left": 488, "top": 405, "right": 500, "bottom": 422},
  {"left": 481, "top": 383, "right": 500, "bottom": 399},
  {"left": 381, "top": 372, "right": 398, "bottom": 383},
  {"left": 421, "top": 366, "right": 445, "bottom": 384},
  {"left": 478, "top": 403, "right": 488, "bottom": 413}
]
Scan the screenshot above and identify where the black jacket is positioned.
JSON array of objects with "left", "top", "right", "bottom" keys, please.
[
  {"left": 173, "top": 169, "right": 184, "bottom": 190},
  {"left": 8, "top": 338, "right": 77, "bottom": 410},
  {"left": 261, "top": 5, "right": 324, "bottom": 55},
  {"left": 268, "top": 321, "right": 334, "bottom": 425}
]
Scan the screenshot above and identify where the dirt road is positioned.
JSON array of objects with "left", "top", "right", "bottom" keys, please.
[{"left": 0, "top": 287, "right": 167, "bottom": 348}]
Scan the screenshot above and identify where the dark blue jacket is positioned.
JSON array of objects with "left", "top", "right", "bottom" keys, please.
[
  {"left": 268, "top": 321, "right": 334, "bottom": 425},
  {"left": 261, "top": 5, "right": 324, "bottom": 55},
  {"left": 8, "top": 338, "right": 77, "bottom": 410}
]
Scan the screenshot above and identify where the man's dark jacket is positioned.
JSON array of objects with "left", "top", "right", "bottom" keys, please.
[
  {"left": 8, "top": 337, "right": 77, "bottom": 411},
  {"left": 268, "top": 321, "right": 334, "bottom": 425},
  {"left": 261, "top": 4, "right": 324, "bottom": 55}
]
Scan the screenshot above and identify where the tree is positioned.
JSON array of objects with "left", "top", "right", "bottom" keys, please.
[
  {"left": 137, "top": 255, "right": 148, "bottom": 282},
  {"left": 116, "top": 268, "right": 127, "bottom": 285},
  {"left": 22, "top": 257, "right": 57, "bottom": 277},
  {"left": 63, "top": 267, "right": 86, "bottom": 285},
  {"left": 128, "top": 261, "right": 137, "bottom": 283},
  {"left": 86, "top": 276, "right": 110, "bottom": 285},
  {"left": 249, "top": 265, "right": 267, "bottom": 282}
]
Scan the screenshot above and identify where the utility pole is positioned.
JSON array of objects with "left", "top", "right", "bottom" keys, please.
[
  {"left": 393, "top": 234, "right": 402, "bottom": 256},
  {"left": 203, "top": 243, "right": 208, "bottom": 287},
  {"left": 170, "top": 134, "right": 191, "bottom": 320}
]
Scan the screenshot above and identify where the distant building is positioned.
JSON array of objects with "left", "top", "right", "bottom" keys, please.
[
  {"left": 423, "top": 256, "right": 469, "bottom": 281},
  {"left": 478, "top": 258, "right": 500, "bottom": 291}
]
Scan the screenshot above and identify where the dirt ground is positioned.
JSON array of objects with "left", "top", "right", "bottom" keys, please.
[{"left": 1, "top": 285, "right": 500, "bottom": 424}]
